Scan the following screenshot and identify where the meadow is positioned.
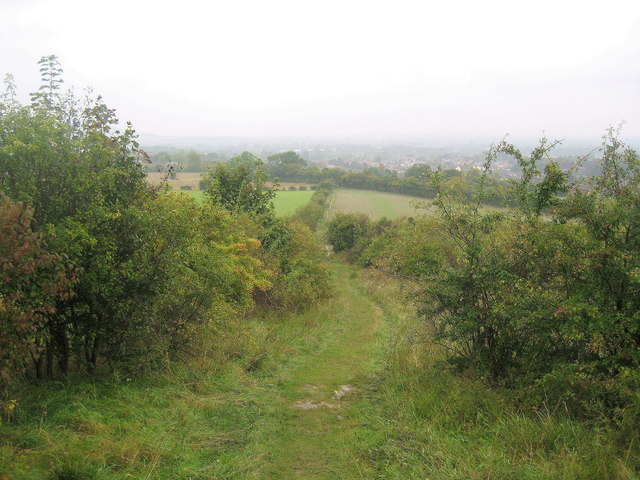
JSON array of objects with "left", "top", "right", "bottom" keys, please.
[
  {"left": 147, "top": 172, "right": 316, "bottom": 217},
  {"left": 332, "top": 189, "right": 428, "bottom": 219},
  {"left": 168, "top": 189, "right": 314, "bottom": 217},
  {"left": 5, "top": 55, "right": 637, "bottom": 480}
]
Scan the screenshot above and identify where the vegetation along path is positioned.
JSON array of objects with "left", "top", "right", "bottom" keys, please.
[{"left": 245, "top": 261, "right": 385, "bottom": 479}]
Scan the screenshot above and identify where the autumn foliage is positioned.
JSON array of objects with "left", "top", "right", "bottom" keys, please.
[{"left": 0, "top": 197, "right": 74, "bottom": 394}]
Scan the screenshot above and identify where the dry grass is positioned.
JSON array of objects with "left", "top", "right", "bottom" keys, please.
[{"left": 146, "top": 172, "right": 313, "bottom": 191}]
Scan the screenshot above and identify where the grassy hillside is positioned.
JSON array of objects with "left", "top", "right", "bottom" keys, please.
[
  {"left": 2, "top": 261, "right": 634, "bottom": 479},
  {"left": 271, "top": 190, "right": 315, "bottom": 216}
]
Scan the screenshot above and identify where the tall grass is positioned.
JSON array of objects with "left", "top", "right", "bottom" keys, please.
[
  {"left": 353, "top": 269, "right": 639, "bottom": 479},
  {"left": 0, "top": 306, "right": 334, "bottom": 480}
]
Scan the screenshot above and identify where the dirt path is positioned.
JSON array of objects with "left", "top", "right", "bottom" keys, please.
[{"left": 247, "top": 262, "right": 385, "bottom": 479}]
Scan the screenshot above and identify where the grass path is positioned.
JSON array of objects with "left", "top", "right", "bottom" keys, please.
[
  {"left": 2, "top": 259, "right": 632, "bottom": 478},
  {"left": 244, "top": 262, "right": 385, "bottom": 479}
]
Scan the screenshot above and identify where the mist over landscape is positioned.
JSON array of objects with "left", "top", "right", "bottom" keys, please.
[
  {"left": 2, "top": 0, "right": 640, "bottom": 146},
  {"left": 3, "top": 1, "right": 640, "bottom": 479}
]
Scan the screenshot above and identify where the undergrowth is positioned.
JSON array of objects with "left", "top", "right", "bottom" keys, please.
[
  {"left": 353, "top": 268, "right": 640, "bottom": 480},
  {"left": 0, "top": 304, "right": 332, "bottom": 480}
]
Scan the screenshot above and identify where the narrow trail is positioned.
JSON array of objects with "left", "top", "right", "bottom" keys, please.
[{"left": 248, "top": 261, "right": 385, "bottom": 479}]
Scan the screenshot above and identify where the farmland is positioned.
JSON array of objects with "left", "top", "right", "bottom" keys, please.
[
  {"left": 167, "top": 189, "right": 314, "bottom": 217},
  {"left": 147, "top": 172, "right": 316, "bottom": 217},
  {"left": 146, "top": 172, "right": 312, "bottom": 192},
  {"left": 331, "top": 189, "right": 428, "bottom": 219}
]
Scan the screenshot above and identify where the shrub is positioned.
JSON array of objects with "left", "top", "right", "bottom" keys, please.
[
  {"left": 292, "top": 188, "right": 332, "bottom": 231},
  {"left": 325, "top": 212, "right": 370, "bottom": 252},
  {"left": 256, "top": 218, "right": 332, "bottom": 311},
  {"left": 0, "top": 197, "right": 75, "bottom": 393}
]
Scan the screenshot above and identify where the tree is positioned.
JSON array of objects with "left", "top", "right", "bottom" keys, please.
[
  {"left": 325, "top": 212, "right": 370, "bottom": 252},
  {"left": 1, "top": 56, "right": 153, "bottom": 376},
  {"left": 267, "top": 151, "right": 307, "bottom": 166},
  {"left": 29, "top": 55, "right": 64, "bottom": 110},
  {"left": 202, "top": 157, "right": 277, "bottom": 218}
]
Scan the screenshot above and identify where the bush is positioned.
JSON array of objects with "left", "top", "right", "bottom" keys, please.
[
  {"left": 358, "top": 217, "right": 445, "bottom": 277},
  {"left": 325, "top": 212, "right": 370, "bottom": 252},
  {"left": 292, "top": 188, "right": 332, "bottom": 231},
  {"left": 180, "top": 185, "right": 193, "bottom": 190},
  {"left": 288, "top": 186, "right": 298, "bottom": 191},
  {"left": 318, "top": 179, "right": 337, "bottom": 190},
  {"left": 257, "top": 218, "right": 332, "bottom": 311},
  {"left": 0, "top": 197, "right": 75, "bottom": 393}
]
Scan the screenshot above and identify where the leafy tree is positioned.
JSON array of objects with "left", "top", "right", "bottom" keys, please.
[
  {"left": 202, "top": 156, "right": 277, "bottom": 218},
  {"left": 1, "top": 56, "right": 152, "bottom": 375}
]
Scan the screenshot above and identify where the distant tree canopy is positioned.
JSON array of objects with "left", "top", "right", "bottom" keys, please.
[
  {"left": 260, "top": 157, "right": 507, "bottom": 205},
  {"left": 267, "top": 151, "right": 307, "bottom": 166},
  {"left": 228, "top": 151, "right": 264, "bottom": 170}
]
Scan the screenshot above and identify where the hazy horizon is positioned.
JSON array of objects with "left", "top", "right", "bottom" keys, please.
[{"left": 2, "top": 0, "right": 639, "bottom": 143}]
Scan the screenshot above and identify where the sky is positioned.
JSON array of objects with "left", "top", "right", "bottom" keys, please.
[{"left": 1, "top": 0, "right": 640, "bottom": 143}]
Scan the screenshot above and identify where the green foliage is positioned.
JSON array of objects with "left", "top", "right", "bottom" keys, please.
[
  {"left": 202, "top": 155, "right": 277, "bottom": 218},
  {"left": 0, "top": 58, "right": 332, "bottom": 389},
  {"left": 341, "top": 131, "right": 640, "bottom": 425},
  {"left": 317, "top": 178, "right": 337, "bottom": 190},
  {"left": 325, "top": 212, "right": 370, "bottom": 252},
  {"left": 291, "top": 188, "right": 331, "bottom": 231},
  {"left": 0, "top": 57, "right": 155, "bottom": 378},
  {"left": 257, "top": 217, "right": 332, "bottom": 311},
  {"left": 357, "top": 269, "right": 639, "bottom": 480},
  {"left": 358, "top": 216, "right": 444, "bottom": 277}
]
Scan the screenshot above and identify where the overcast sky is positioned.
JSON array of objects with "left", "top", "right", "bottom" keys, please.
[{"left": 2, "top": 0, "right": 639, "bottom": 143}]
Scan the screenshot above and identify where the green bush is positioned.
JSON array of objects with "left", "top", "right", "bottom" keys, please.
[
  {"left": 257, "top": 218, "right": 332, "bottom": 311},
  {"left": 325, "top": 212, "right": 370, "bottom": 252},
  {"left": 292, "top": 188, "right": 332, "bottom": 231},
  {"left": 0, "top": 57, "right": 333, "bottom": 387}
]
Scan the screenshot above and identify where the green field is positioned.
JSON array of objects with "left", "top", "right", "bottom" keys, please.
[
  {"left": 332, "top": 189, "right": 428, "bottom": 219},
  {"left": 271, "top": 190, "right": 315, "bottom": 216},
  {"left": 172, "top": 189, "right": 314, "bottom": 217},
  {"left": 331, "top": 189, "right": 506, "bottom": 219}
]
